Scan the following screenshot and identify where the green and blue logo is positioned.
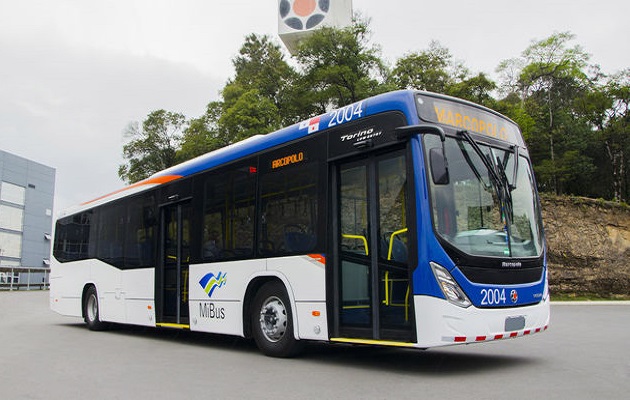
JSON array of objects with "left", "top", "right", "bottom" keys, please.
[{"left": 199, "top": 272, "right": 227, "bottom": 298}]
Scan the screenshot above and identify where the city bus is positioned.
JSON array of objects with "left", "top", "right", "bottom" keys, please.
[{"left": 51, "top": 90, "right": 549, "bottom": 357}]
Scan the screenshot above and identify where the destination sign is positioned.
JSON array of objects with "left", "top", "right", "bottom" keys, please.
[
  {"left": 416, "top": 95, "right": 524, "bottom": 146},
  {"left": 271, "top": 151, "right": 305, "bottom": 169}
]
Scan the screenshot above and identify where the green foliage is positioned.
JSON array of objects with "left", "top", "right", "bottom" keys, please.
[
  {"left": 390, "top": 41, "right": 496, "bottom": 107},
  {"left": 231, "top": 34, "right": 295, "bottom": 103},
  {"left": 496, "top": 32, "right": 610, "bottom": 197},
  {"left": 220, "top": 88, "right": 282, "bottom": 142},
  {"left": 390, "top": 41, "right": 454, "bottom": 93},
  {"left": 294, "top": 18, "right": 391, "bottom": 111},
  {"left": 219, "top": 34, "right": 296, "bottom": 139},
  {"left": 447, "top": 73, "right": 497, "bottom": 108},
  {"left": 119, "top": 22, "right": 628, "bottom": 202},
  {"left": 177, "top": 102, "right": 227, "bottom": 162},
  {"left": 390, "top": 40, "right": 470, "bottom": 94},
  {"left": 118, "top": 110, "right": 186, "bottom": 184},
  {"left": 596, "top": 69, "right": 630, "bottom": 201}
]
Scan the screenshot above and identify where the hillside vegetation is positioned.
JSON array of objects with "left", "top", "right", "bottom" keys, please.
[
  {"left": 542, "top": 195, "right": 630, "bottom": 299},
  {"left": 119, "top": 25, "right": 630, "bottom": 209}
]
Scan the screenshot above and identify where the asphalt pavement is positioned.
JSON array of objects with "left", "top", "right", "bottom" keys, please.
[{"left": 1, "top": 291, "right": 628, "bottom": 399}]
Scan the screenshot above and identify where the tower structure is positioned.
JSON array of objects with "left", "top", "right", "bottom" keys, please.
[{"left": 278, "top": 0, "right": 353, "bottom": 55}]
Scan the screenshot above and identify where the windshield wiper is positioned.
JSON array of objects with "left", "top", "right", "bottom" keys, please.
[
  {"left": 492, "top": 148, "right": 514, "bottom": 224},
  {"left": 457, "top": 130, "right": 502, "bottom": 193},
  {"left": 510, "top": 145, "right": 519, "bottom": 190},
  {"left": 457, "top": 140, "right": 492, "bottom": 191},
  {"left": 457, "top": 131, "right": 514, "bottom": 255}
]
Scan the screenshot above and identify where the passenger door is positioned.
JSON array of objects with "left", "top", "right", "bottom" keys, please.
[
  {"left": 333, "top": 149, "right": 415, "bottom": 342},
  {"left": 157, "top": 200, "right": 191, "bottom": 326}
]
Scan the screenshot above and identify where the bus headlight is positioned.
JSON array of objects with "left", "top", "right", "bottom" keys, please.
[{"left": 430, "top": 262, "right": 472, "bottom": 308}]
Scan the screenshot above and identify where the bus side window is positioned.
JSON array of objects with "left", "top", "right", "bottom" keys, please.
[
  {"left": 125, "top": 197, "right": 156, "bottom": 268},
  {"left": 259, "top": 156, "right": 319, "bottom": 256},
  {"left": 203, "top": 213, "right": 223, "bottom": 260},
  {"left": 53, "top": 210, "right": 94, "bottom": 262},
  {"left": 202, "top": 162, "right": 256, "bottom": 261}
]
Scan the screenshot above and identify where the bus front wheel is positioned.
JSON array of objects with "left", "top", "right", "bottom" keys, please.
[
  {"left": 83, "top": 286, "right": 108, "bottom": 331},
  {"left": 251, "top": 281, "right": 304, "bottom": 357}
]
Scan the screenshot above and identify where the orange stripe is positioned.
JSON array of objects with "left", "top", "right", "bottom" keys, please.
[
  {"left": 81, "top": 174, "right": 182, "bottom": 205},
  {"left": 308, "top": 254, "right": 326, "bottom": 265}
]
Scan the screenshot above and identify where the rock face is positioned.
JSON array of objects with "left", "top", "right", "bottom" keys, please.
[{"left": 541, "top": 195, "right": 630, "bottom": 298}]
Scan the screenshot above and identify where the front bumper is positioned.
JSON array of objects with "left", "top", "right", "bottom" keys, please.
[{"left": 413, "top": 295, "right": 550, "bottom": 347}]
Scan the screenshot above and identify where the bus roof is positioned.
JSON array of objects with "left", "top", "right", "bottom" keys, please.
[
  {"left": 66, "top": 90, "right": 521, "bottom": 215},
  {"left": 70, "top": 90, "right": 419, "bottom": 214},
  {"left": 151, "top": 90, "right": 420, "bottom": 180}
]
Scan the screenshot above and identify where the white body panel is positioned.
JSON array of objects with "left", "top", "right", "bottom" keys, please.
[
  {"left": 51, "top": 257, "right": 549, "bottom": 348},
  {"left": 188, "top": 255, "right": 328, "bottom": 340},
  {"left": 189, "top": 259, "right": 264, "bottom": 336},
  {"left": 50, "top": 261, "right": 155, "bottom": 326},
  {"left": 266, "top": 256, "right": 327, "bottom": 340},
  {"left": 52, "top": 255, "right": 328, "bottom": 340},
  {"left": 414, "top": 295, "right": 550, "bottom": 347}
]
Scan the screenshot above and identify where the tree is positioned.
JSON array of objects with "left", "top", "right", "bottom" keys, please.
[
  {"left": 294, "top": 18, "right": 390, "bottom": 112},
  {"left": 118, "top": 110, "right": 186, "bottom": 184},
  {"left": 177, "top": 101, "right": 227, "bottom": 161},
  {"left": 447, "top": 72, "right": 497, "bottom": 108},
  {"left": 219, "top": 87, "right": 283, "bottom": 142},
  {"left": 179, "top": 34, "right": 299, "bottom": 162},
  {"left": 390, "top": 41, "right": 458, "bottom": 93},
  {"left": 231, "top": 34, "right": 296, "bottom": 105},
  {"left": 599, "top": 70, "right": 630, "bottom": 201},
  {"left": 390, "top": 41, "right": 497, "bottom": 107},
  {"left": 219, "top": 34, "right": 297, "bottom": 141},
  {"left": 497, "top": 32, "right": 596, "bottom": 195},
  {"left": 118, "top": 26, "right": 624, "bottom": 203}
]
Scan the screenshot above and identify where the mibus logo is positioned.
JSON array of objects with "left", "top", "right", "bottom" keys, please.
[{"left": 199, "top": 272, "right": 227, "bottom": 298}]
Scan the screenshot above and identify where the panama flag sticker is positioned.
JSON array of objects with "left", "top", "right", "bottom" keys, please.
[
  {"left": 279, "top": 0, "right": 330, "bottom": 31},
  {"left": 299, "top": 116, "right": 321, "bottom": 133}
]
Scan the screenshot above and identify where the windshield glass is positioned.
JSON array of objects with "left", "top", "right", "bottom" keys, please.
[{"left": 424, "top": 134, "right": 543, "bottom": 258}]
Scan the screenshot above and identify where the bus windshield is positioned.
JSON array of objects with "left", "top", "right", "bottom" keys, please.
[{"left": 424, "top": 134, "right": 543, "bottom": 258}]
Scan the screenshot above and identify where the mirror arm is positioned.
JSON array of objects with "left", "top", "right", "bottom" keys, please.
[{"left": 396, "top": 124, "right": 446, "bottom": 142}]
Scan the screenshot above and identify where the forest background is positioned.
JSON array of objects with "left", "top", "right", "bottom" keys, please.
[{"left": 118, "top": 18, "right": 630, "bottom": 204}]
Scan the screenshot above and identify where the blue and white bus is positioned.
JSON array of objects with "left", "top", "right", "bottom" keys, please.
[{"left": 51, "top": 90, "right": 549, "bottom": 357}]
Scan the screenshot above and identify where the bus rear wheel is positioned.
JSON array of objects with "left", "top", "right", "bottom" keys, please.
[
  {"left": 251, "top": 281, "right": 303, "bottom": 357},
  {"left": 83, "top": 286, "right": 108, "bottom": 331}
]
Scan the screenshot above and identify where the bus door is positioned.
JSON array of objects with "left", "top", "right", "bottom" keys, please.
[
  {"left": 157, "top": 200, "right": 191, "bottom": 326},
  {"left": 333, "top": 149, "right": 415, "bottom": 342}
]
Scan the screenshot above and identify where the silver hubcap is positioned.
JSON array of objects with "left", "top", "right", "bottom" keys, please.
[
  {"left": 259, "top": 296, "right": 288, "bottom": 342},
  {"left": 87, "top": 293, "right": 98, "bottom": 322}
]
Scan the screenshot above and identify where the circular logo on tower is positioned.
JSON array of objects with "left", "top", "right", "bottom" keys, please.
[{"left": 279, "top": 0, "right": 330, "bottom": 31}]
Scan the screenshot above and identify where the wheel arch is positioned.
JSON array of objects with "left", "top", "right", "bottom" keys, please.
[
  {"left": 81, "top": 282, "right": 98, "bottom": 320},
  {"left": 242, "top": 273, "right": 297, "bottom": 340}
]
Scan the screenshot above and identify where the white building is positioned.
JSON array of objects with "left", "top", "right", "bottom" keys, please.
[{"left": 0, "top": 150, "right": 55, "bottom": 288}]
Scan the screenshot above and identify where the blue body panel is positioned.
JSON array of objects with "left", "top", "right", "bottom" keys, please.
[
  {"left": 153, "top": 90, "right": 420, "bottom": 180},
  {"left": 408, "top": 110, "right": 547, "bottom": 308},
  {"left": 151, "top": 89, "right": 546, "bottom": 309},
  {"left": 452, "top": 267, "right": 545, "bottom": 307}
]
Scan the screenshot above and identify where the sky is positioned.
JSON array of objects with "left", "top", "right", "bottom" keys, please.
[{"left": 1, "top": 0, "right": 628, "bottom": 214}]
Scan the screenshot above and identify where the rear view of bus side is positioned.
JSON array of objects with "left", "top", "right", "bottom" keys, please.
[{"left": 51, "top": 90, "right": 549, "bottom": 357}]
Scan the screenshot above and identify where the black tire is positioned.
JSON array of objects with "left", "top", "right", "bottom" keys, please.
[
  {"left": 251, "top": 281, "right": 304, "bottom": 357},
  {"left": 83, "top": 286, "right": 108, "bottom": 331}
]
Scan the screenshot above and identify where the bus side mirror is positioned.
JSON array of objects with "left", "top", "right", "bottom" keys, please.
[{"left": 429, "top": 148, "right": 449, "bottom": 185}]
